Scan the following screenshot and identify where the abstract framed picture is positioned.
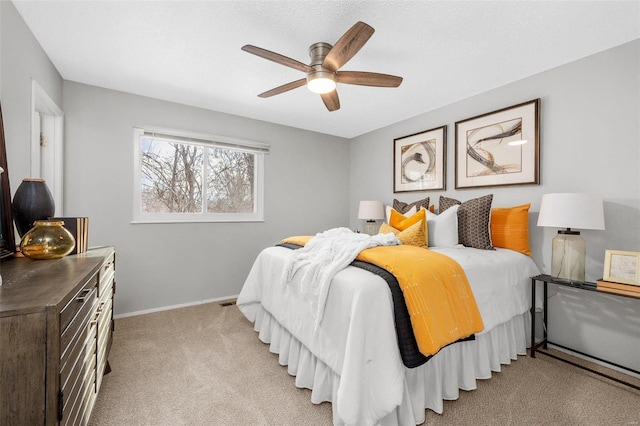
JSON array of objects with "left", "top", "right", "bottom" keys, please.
[
  {"left": 455, "top": 99, "right": 540, "bottom": 189},
  {"left": 393, "top": 125, "right": 446, "bottom": 193}
]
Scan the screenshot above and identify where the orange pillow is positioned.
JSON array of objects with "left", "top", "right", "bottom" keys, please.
[
  {"left": 390, "top": 208, "right": 428, "bottom": 247},
  {"left": 490, "top": 203, "right": 531, "bottom": 256},
  {"left": 379, "top": 221, "right": 427, "bottom": 248}
]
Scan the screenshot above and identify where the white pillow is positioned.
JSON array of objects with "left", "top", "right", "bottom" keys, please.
[
  {"left": 385, "top": 205, "right": 416, "bottom": 224},
  {"left": 426, "top": 205, "right": 459, "bottom": 247}
]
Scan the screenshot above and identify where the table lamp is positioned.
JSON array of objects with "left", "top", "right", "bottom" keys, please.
[
  {"left": 537, "top": 193, "right": 605, "bottom": 281},
  {"left": 358, "top": 200, "right": 384, "bottom": 235}
]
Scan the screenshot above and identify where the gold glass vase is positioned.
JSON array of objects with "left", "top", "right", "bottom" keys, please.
[{"left": 20, "top": 220, "right": 76, "bottom": 260}]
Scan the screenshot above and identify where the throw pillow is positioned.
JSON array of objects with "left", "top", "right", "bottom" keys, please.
[
  {"left": 379, "top": 221, "right": 427, "bottom": 247},
  {"left": 439, "top": 194, "right": 494, "bottom": 250},
  {"left": 389, "top": 208, "right": 428, "bottom": 248},
  {"left": 425, "top": 205, "right": 459, "bottom": 247},
  {"left": 393, "top": 197, "right": 430, "bottom": 214},
  {"left": 385, "top": 205, "right": 416, "bottom": 224},
  {"left": 490, "top": 203, "right": 531, "bottom": 256}
]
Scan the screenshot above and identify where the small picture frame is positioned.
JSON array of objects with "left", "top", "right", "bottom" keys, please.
[
  {"left": 454, "top": 99, "right": 540, "bottom": 189},
  {"left": 603, "top": 250, "right": 640, "bottom": 286},
  {"left": 393, "top": 125, "right": 446, "bottom": 193}
]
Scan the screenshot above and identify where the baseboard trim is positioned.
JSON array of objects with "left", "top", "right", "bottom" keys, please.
[
  {"left": 548, "top": 343, "right": 640, "bottom": 380},
  {"left": 114, "top": 295, "right": 239, "bottom": 319}
]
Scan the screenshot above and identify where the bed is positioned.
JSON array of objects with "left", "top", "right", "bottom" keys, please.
[
  {"left": 237, "top": 241, "right": 539, "bottom": 426},
  {"left": 237, "top": 240, "right": 540, "bottom": 425}
]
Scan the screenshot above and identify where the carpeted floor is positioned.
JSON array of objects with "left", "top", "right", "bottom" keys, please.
[{"left": 89, "top": 302, "right": 640, "bottom": 425}]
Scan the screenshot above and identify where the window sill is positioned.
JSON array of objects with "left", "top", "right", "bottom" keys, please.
[{"left": 130, "top": 218, "right": 265, "bottom": 224}]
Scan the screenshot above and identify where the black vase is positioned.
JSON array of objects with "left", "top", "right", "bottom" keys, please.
[{"left": 12, "top": 178, "right": 55, "bottom": 237}]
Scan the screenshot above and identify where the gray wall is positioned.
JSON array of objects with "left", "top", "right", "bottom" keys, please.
[
  {"left": 0, "top": 1, "right": 63, "bottom": 192},
  {"left": 62, "top": 82, "right": 349, "bottom": 315},
  {"left": 349, "top": 40, "right": 640, "bottom": 371}
]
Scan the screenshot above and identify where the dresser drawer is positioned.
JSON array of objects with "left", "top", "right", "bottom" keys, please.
[
  {"left": 76, "top": 378, "right": 98, "bottom": 426},
  {"left": 96, "top": 304, "right": 112, "bottom": 392},
  {"left": 59, "top": 317, "right": 95, "bottom": 392},
  {"left": 61, "top": 322, "right": 96, "bottom": 401},
  {"left": 60, "top": 274, "right": 99, "bottom": 334},
  {"left": 62, "top": 350, "right": 96, "bottom": 426},
  {"left": 97, "top": 295, "right": 112, "bottom": 335},
  {"left": 97, "top": 253, "right": 115, "bottom": 297},
  {"left": 60, "top": 285, "right": 97, "bottom": 361},
  {"left": 97, "top": 283, "right": 113, "bottom": 309}
]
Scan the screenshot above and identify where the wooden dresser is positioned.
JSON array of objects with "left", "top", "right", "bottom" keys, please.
[{"left": 0, "top": 246, "right": 115, "bottom": 425}]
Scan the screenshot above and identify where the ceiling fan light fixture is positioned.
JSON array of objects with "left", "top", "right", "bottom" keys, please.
[
  {"left": 307, "top": 77, "right": 336, "bottom": 94},
  {"left": 307, "top": 68, "right": 336, "bottom": 94}
]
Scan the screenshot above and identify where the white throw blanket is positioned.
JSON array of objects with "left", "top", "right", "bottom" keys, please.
[{"left": 282, "top": 227, "right": 400, "bottom": 326}]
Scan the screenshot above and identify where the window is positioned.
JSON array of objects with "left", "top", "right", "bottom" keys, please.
[{"left": 133, "top": 127, "right": 268, "bottom": 223}]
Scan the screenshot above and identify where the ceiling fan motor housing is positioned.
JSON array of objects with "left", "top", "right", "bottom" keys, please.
[
  {"left": 308, "top": 42, "right": 333, "bottom": 67},
  {"left": 307, "top": 42, "right": 335, "bottom": 82}
]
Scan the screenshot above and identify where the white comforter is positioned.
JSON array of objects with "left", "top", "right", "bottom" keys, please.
[{"left": 237, "top": 245, "right": 540, "bottom": 425}]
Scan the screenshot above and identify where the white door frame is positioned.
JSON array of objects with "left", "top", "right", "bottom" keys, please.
[{"left": 31, "top": 79, "right": 64, "bottom": 216}]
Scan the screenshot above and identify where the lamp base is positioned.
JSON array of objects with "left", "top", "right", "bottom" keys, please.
[
  {"left": 551, "top": 230, "right": 586, "bottom": 281},
  {"left": 363, "top": 220, "right": 378, "bottom": 236}
]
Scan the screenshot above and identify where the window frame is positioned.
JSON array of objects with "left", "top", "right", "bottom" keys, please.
[{"left": 132, "top": 126, "right": 268, "bottom": 223}]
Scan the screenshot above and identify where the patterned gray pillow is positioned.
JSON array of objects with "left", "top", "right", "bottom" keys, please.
[
  {"left": 439, "top": 194, "right": 494, "bottom": 250},
  {"left": 393, "top": 197, "right": 430, "bottom": 214}
]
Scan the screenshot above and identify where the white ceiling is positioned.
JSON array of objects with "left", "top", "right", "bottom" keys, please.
[{"left": 12, "top": 1, "right": 640, "bottom": 139}]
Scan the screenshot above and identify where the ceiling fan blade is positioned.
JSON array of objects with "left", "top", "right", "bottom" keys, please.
[
  {"left": 258, "top": 78, "right": 307, "bottom": 98},
  {"left": 321, "top": 90, "right": 340, "bottom": 112},
  {"left": 242, "top": 45, "right": 312, "bottom": 73},
  {"left": 336, "top": 71, "right": 403, "bottom": 87},
  {"left": 322, "top": 21, "right": 375, "bottom": 71}
]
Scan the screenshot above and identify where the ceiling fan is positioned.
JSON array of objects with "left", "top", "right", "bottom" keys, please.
[{"left": 241, "top": 21, "right": 403, "bottom": 112}]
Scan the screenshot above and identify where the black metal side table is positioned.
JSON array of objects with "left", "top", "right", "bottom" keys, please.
[{"left": 530, "top": 274, "right": 640, "bottom": 390}]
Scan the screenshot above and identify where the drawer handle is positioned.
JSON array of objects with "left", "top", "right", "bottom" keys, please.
[
  {"left": 90, "top": 310, "right": 100, "bottom": 326},
  {"left": 97, "top": 302, "right": 106, "bottom": 313},
  {"left": 76, "top": 288, "right": 92, "bottom": 303}
]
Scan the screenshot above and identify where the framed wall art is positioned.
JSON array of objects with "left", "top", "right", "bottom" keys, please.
[
  {"left": 603, "top": 250, "right": 640, "bottom": 286},
  {"left": 393, "top": 125, "right": 446, "bottom": 193},
  {"left": 455, "top": 99, "right": 539, "bottom": 189}
]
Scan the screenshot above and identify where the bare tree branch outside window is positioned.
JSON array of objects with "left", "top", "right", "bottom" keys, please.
[
  {"left": 208, "top": 149, "right": 254, "bottom": 213},
  {"left": 140, "top": 136, "right": 255, "bottom": 214}
]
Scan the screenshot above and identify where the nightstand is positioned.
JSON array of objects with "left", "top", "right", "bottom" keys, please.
[{"left": 530, "top": 274, "right": 640, "bottom": 390}]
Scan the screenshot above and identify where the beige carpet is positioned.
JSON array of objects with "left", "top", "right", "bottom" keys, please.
[{"left": 89, "top": 302, "right": 640, "bottom": 425}]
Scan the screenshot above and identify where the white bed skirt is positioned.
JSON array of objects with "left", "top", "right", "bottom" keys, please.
[{"left": 252, "top": 305, "right": 531, "bottom": 426}]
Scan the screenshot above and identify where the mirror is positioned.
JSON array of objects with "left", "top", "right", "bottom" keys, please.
[{"left": 0, "top": 103, "right": 16, "bottom": 258}]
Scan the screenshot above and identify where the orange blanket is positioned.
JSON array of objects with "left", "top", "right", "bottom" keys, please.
[{"left": 281, "top": 235, "right": 484, "bottom": 356}]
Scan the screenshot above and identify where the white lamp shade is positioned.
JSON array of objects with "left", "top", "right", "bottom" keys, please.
[
  {"left": 358, "top": 200, "right": 384, "bottom": 220},
  {"left": 537, "top": 193, "right": 605, "bottom": 230}
]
